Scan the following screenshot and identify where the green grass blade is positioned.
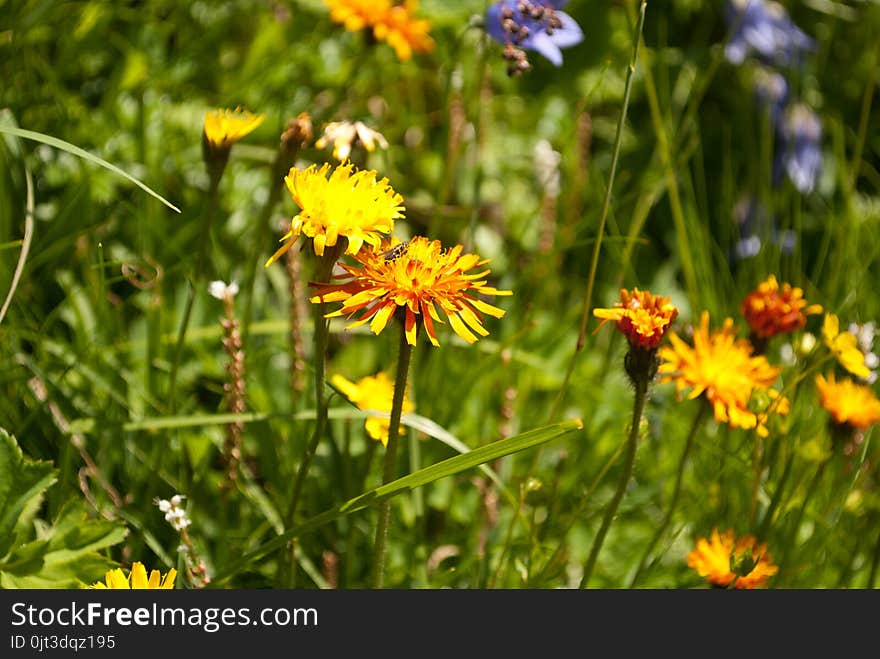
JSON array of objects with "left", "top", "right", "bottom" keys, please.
[
  {"left": 211, "top": 418, "right": 583, "bottom": 585},
  {"left": 0, "top": 166, "right": 33, "bottom": 327},
  {"left": 0, "top": 126, "right": 181, "bottom": 213}
]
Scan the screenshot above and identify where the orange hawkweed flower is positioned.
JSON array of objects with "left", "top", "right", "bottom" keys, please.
[
  {"left": 593, "top": 288, "right": 678, "bottom": 350},
  {"left": 325, "top": 0, "right": 435, "bottom": 61},
  {"left": 815, "top": 373, "right": 880, "bottom": 431},
  {"left": 687, "top": 529, "right": 778, "bottom": 589},
  {"left": 658, "top": 312, "right": 788, "bottom": 437},
  {"left": 89, "top": 562, "right": 177, "bottom": 589},
  {"left": 310, "top": 236, "right": 511, "bottom": 346},
  {"left": 741, "top": 275, "right": 822, "bottom": 339}
]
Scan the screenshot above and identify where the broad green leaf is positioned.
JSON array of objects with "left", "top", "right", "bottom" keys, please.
[
  {"left": 0, "top": 428, "right": 58, "bottom": 558},
  {"left": 211, "top": 418, "right": 583, "bottom": 585},
  {"left": 0, "top": 502, "right": 127, "bottom": 589},
  {"left": 0, "top": 126, "right": 181, "bottom": 213}
]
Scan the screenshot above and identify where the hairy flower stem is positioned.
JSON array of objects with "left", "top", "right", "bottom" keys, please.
[
  {"left": 280, "top": 249, "right": 341, "bottom": 586},
  {"left": 285, "top": 245, "right": 308, "bottom": 398},
  {"left": 580, "top": 372, "right": 648, "bottom": 588},
  {"left": 220, "top": 292, "right": 246, "bottom": 491},
  {"left": 550, "top": 0, "right": 647, "bottom": 423},
  {"left": 629, "top": 403, "right": 707, "bottom": 587},
  {"left": 372, "top": 324, "right": 414, "bottom": 588}
]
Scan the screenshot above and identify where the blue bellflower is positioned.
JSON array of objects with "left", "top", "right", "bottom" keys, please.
[
  {"left": 724, "top": 0, "right": 815, "bottom": 67},
  {"left": 486, "top": 0, "right": 584, "bottom": 68},
  {"left": 777, "top": 102, "right": 822, "bottom": 194},
  {"left": 730, "top": 195, "right": 796, "bottom": 262},
  {"left": 752, "top": 66, "right": 789, "bottom": 125}
]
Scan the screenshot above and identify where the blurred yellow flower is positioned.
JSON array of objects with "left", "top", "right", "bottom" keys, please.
[
  {"left": 89, "top": 562, "right": 177, "bottom": 589},
  {"left": 822, "top": 314, "right": 871, "bottom": 379},
  {"left": 740, "top": 275, "right": 822, "bottom": 340},
  {"left": 203, "top": 108, "right": 265, "bottom": 151},
  {"left": 331, "top": 372, "right": 413, "bottom": 446},
  {"left": 311, "top": 236, "right": 511, "bottom": 346},
  {"left": 687, "top": 529, "right": 778, "bottom": 589},
  {"left": 325, "top": 0, "right": 435, "bottom": 61},
  {"left": 316, "top": 120, "right": 389, "bottom": 162},
  {"left": 265, "top": 162, "right": 404, "bottom": 265},
  {"left": 658, "top": 312, "right": 787, "bottom": 437},
  {"left": 815, "top": 373, "right": 880, "bottom": 430},
  {"left": 593, "top": 288, "right": 678, "bottom": 350}
]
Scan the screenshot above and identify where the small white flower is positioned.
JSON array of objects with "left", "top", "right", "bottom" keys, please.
[{"left": 208, "top": 280, "right": 239, "bottom": 300}]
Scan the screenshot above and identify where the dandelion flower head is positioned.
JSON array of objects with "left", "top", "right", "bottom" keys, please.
[
  {"left": 658, "top": 312, "right": 788, "bottom": 437},
  {"left": 311, "top": 236, "right": 512, "bottom": 346},
  {"left": 332, "top": 372, "right": 414, "bottom": 446},
  {"left": 687, "top": 528, "right": 778, "bottom": 589},
  {"left": 203, "top": 108, "right": 265, "bottom": 151},
  {"left": 89, "top": 562, "right": 177, "bottom": 589},
  {"left": 740, "top": 275, "right": 822, "bottom": 339},
  {"left": 822, "top": 314, "right": 871, "bottom": 379},
  {"left": 593, "top": 288, "right": 679, "bottom": 350},
  {"left": 815, "top": 373, "right": 880, "bottom": 431},
  {"left": 265, "top": 162, "right": 404, "bottom": 265}
]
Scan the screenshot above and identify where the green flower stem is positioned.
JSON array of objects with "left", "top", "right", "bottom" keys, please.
[
  {"left": 168, "top": 172, "right": 221, "bottom": 411},
  {"left": 629, "top": 402, "right": 707, "bottom": 587},
  {"left": 372, "top": 322, "right": 414, "bottom": 588},
  {"left": 776, "top": 458, "right": 827, "bottom": 580},
  {"left": 487, "top": 482, "right": 527, "bottom": 589},
  {"left": 757, "top": 445, "right": 796, "bottom": 539},
  {"left": 549, "top": 0, "right": 647, "bottom": 423},
  {"left": 280, "top": 249, "right": 340, "bottom": 586},
  {"left": 241, "top": 150, "right": 287, "bottom": 343},
  {"left": 580, "top": 368, "right": 648, "bottom": 588}
]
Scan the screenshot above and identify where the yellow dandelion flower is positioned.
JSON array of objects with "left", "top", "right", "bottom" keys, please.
[
  {"left": 203, "top": 108, "right": 265, "bottom": 152},
  {"left": 822, "top": 314, "right": 871, "bottom": 379},
  {"left": 310, "top": 236, "right": 512, "bottom": 346},
  {"left": 89, "top": 562, "right": 177, "bottom": 589},
  {"left": 324, "top": 0, "right": 434, "bottom": 62},
  {"left": 815, "top": 373, "right": 880, "bottom": 431},
  {"left": 316, "top": 120, "right": 389, "bottom": 162},
  {"left": 658, "top": 312, "right": 787, "bottom": 437},
  {"left": 332, "top": 372, "right": 414, "bottom": 446},
  {"left": 687, "top": 529, "right": 778, "bottom": 589},
  {"left": 265, "top": 162, "right": 404, "bottom": 265},
  {"left": 740, "top": 275, "right": 822, "bottom": 340},
  {"left": 593, "top": 288, "right": 679, "bottom": 350}
]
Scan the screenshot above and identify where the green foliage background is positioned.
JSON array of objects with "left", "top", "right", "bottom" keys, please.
[{"left": 1, "top": 0, "right": 879, "bottom": 588}]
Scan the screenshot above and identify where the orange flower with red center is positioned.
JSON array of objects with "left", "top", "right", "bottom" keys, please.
[
  {"left": 740, "top": 275, "right": 822, "bottom": 339},
  {"left": 815, "top": 373, "right": 880, "bottom": 430},
  {"left": 687, "top": 529, "right": 778, "bottom": 589},
  {"left": 593, "top": 288, "right": 678, "bottom": 350},
  {"left": 310, "top": 237, "right": 511, "bottom": 346},
  {"left": 658, "top": 312, "right": 788, "bottom": 437}
]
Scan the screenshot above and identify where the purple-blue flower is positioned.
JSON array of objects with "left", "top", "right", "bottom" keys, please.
[
  {"left": 752, "top": 67, "right": 789, "bottom": 125},
  {"left": 730, "top": 196, "right": 796, "bottom": 262},
  {"left": 778, "top": 103, "right": 822, "bottom": 194},
  {"left": 485, "top": 0, "right": 584, "bottom": 67},
  {"left": 724, "top": 0, "right": 815, "bottom": 68}
]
